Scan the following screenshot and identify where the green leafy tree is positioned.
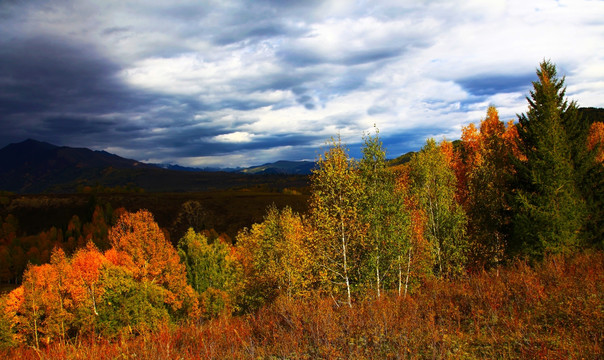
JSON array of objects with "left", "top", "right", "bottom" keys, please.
[
  {"left": 178, "top": 228, "right": 239, "bottom": 318},
  {"left": 359, "top": 128, "right": 411, "bottom": 297},
  {"left": 97, "top": 264, "right": 169, "bottom": 337},
  {"left": 409, "top": 139, "right": 467, "bottom": 277},
  {"left": 0, "top": 296, "right": 15, "bottom": 349},
  {"left": 512, "top": 61, "right": 588, "bottom": 257}
]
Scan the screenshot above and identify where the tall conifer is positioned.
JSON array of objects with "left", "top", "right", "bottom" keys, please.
[{"left": 511, "top": 61, "right": 588, "bottom": 257}]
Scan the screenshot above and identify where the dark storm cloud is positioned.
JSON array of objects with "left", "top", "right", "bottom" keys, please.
[
  {"left": 456, "top": 74, "right": 536, "bottom": 96},
  {"left": 0, "top": 35, "right": 203, "bottom": 152},
  {"left": 0, "top": 36, "right": 158, "bottom": 114},
  {"left": 0, "top": 38, "right": 119, "bottom": 142},
  {"left": 0, "top": 1, "right": 453, "bottom": 165},
  {"left": 41, "top": 116, "right": 119, "bottom": 134},
  {"left": 278, "top": 47, "right": 404, "bottom": 67},
  {"left": 122, "top": 131, "right": 326, "bottom": 162},
  {"left": 0, "top": 37, "right": 124, "bottom": 114}
]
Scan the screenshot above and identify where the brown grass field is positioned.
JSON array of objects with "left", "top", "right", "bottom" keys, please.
[{"left": 2, "top": 251, "right": 602, "bottom": 359}]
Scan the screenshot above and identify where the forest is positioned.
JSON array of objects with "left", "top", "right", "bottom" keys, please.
[{"left": 1, "top": 61, "right": 602, "bottom": 358}]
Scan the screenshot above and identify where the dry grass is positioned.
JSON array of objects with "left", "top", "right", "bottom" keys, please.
[{"left": 3, "top": 251, "right": 602, "bottom": 359}]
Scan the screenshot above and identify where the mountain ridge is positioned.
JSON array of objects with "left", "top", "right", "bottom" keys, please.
[{"left": 0, "top": 139, "right": 311, "bottom": 193}]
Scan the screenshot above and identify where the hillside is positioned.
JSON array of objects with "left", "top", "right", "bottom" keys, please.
[
  {"left": 0, "top": 140, "right": 309, "bottom": 193},
  {"left": 0, "top": 139, "right": 154, "bottom": 192}
]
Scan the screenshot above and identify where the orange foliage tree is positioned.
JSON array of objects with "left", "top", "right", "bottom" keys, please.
[
  {"left": 68, "top": 243, "right": 107, "bottom": 333},
  {"left": 9, "top": 244, "right": 106, "bottom": 346},
  {"left": 108, "top": 210, "right": 199, "bottom": 319},
  {"left": 394, "top": 165, "right": 431, "bottom": 296},
  {"left": 588, "top": 121, "right": 604, "bottom": 163},
  {"left": 455, "top": 106, "right": 515, "bottom": 268},
  {"left": 1, "top": 209, "right": 201, "bottom": 347}
]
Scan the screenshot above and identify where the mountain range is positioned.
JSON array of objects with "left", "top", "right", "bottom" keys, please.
[
  {"left": 3, "top": 108, "right": 601, "bottom": 194},
  {"left": 154, "top": 160, "right": 315, "bottom": 175},
  {"left": 0, "top": 139, "right": 312, "bottom": 193}
]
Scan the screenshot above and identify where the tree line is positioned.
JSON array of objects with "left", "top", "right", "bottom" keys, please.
[{"left": 1, "top": 60, "right": 603, "bottom": 348}]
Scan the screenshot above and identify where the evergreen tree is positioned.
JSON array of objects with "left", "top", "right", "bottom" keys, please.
[
  {"left": 560, "top": 90, "right": 603, "bottom": 249},
  {"left": 511, "top": 60, "right": 588, "bottom": 257}
]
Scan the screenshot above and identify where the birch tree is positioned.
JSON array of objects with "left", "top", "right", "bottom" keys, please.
[
  {"left": 359, "top": 128, "right": 410, "bottom": 297},
  {"left": 309, "top": 136, "right": 365, "bottom": 307},
  {"left": 409, "top": 139, "right": 467, "bottom": 277}
]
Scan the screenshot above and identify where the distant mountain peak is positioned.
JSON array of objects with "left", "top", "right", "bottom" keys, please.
[
  {"left": 11, "top": 138, "right": 58, "bottom": 150},
  {"left": 0, "top": 139, "right": 161, "bottom": 192}
]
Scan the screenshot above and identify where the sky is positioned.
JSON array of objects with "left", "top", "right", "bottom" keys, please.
[{"left": 0, "top": 0, "right": 603, "bottom": 168}]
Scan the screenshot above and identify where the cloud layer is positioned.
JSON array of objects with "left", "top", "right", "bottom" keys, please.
[{"left": 1, "top": 0, "right": 603, "bottom": 167}]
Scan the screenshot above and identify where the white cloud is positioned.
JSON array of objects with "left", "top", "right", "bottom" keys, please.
[
  {"left": 181, "top": 145, "right": 310, "bottom": 168},
  {"left": 211, "top": 131, "right": 256, "bottom": 143}
]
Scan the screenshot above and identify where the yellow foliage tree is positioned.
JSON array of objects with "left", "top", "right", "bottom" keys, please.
[{"left": 236, "top": 205, "right": 314, "bottom": 311}]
